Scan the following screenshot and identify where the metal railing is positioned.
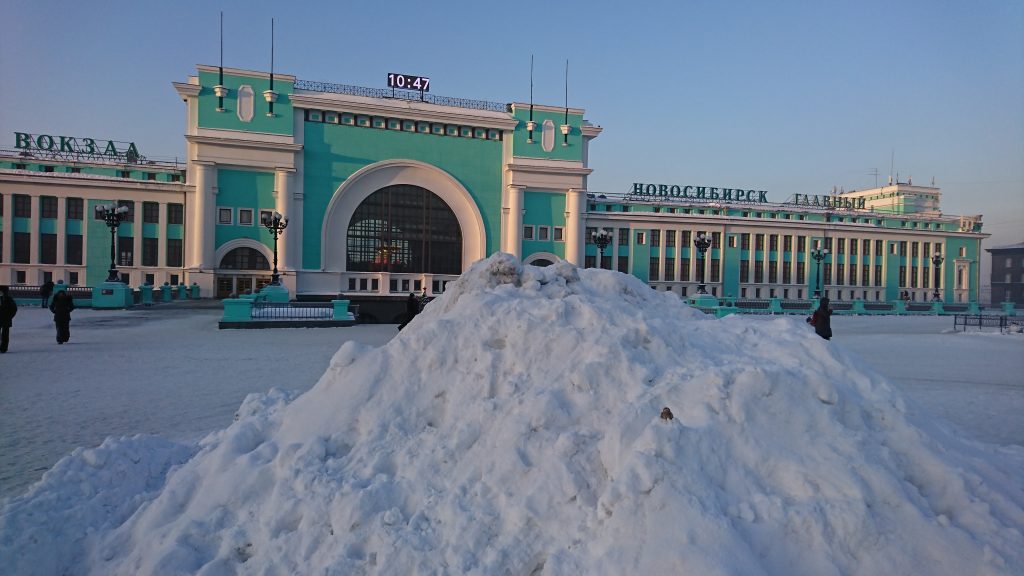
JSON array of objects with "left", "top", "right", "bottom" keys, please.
[
  {"left": 294, "top": 80, "right": 509, "bottom": 113},
  {"left": 251, "top": 302, "right": 333, "bottom": 320},
  {"left": 953, "top": 314, "right": 1008, "bottom": 332}
]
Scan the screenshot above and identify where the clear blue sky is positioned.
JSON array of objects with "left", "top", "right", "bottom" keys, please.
[{"left": 2, "top": 0, "right": 1021, "bottom": 256}]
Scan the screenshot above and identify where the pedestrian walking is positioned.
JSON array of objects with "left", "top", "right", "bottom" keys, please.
[
  {"left": 0, "top": 286, "right": 17, "bottom": 353},
  {"left": 809, "top": 297, "right": 833, "bottom": 341},
  {"left": 40, "top": 280, "right": 54, "bottom": 308},
  {"left": 397, "top": 292, "right": 420, "bottom": 330},
  {"left": 49, "top": 289, "right": 75, "bottom": 345}
]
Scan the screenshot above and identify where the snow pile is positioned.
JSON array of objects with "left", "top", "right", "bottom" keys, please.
[{"left": 2, "top": 253, "right": 1023, "bottom": 575}]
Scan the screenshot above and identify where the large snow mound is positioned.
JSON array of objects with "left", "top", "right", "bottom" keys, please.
[{"left": 2, "top": 253, "right": 1022, "bottom": 575}]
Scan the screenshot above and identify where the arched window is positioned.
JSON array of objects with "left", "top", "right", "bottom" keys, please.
[
  {"left": 347, "top": 184, "right": 462, "bottom": 274},
  {"left": 219, "top": 247, "right": 270, "bottom": 270}
]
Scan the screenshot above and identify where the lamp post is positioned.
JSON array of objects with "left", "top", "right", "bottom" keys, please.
[
  {"left": 931, "top": 251, "right": 944, "bottom": 301},
  {"left": 811, "top": 247, "right": 829, "bottom": 298},
  {"left": 591, "top": 228, "right": 612, "bottom": 269},
  {"left": 694, "top": 232, "right": 712, "bottom": 294},
  {"left": 261, "top": 211, "right": 288, "bottom": 285},
  {"left": 95, "top": 204, "right": 130, "bottom": 282}
]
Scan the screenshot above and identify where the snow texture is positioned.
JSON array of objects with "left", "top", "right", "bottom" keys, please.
[{"left": 2, "top": 253, "right": 1022, "bottom": 575}]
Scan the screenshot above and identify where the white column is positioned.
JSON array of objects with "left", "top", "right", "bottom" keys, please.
[
  {"left": 505, "top": 185, "right": 524, "bottom": 258},
  {"left": 564, "top": 188, "right": 586, "bottom": 265},
  {"left": 274, "top": 168, "right": 295, "bottom": 272},
  {"left": 132, "top": 201, "right": 142, "bottom": 283},
  {"left": 190, "top": 162, "right": 215, "bottom": 269},
  {"left": 29, "top": 196, "right": 40, "bottom": 265},
  {"left": 0, "top": 194, "right": 10, "bottom": 267}
]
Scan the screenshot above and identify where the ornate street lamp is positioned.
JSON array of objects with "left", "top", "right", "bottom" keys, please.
[
  {"left": 931, "top": 251, "right": 944, "bottom": 301},
  {"left": 811, "top": 247, "right": 829, "bottom": 298},
  {"left": 694, "top": 232, "right": 712, "bottom": 294},
  {"left": 591, "top": 228, "right": 613, "bottom": 269},
  {"left": 95, "top": 204, "right": 130, "bottom": 282},
  {"left": 261, "top": 211, "right": 288, "bottom": 285}
]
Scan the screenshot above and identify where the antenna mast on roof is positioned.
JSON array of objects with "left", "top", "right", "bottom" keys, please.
[
  {"left": 527, "top": 55, "right": 535, "bottom": 143},
  {"left": 216, "top": 11, "right": 225, "bottom": 112},
  {"left": 563, "top": 59, "right": 569, "bottom": 146},
  {"left": 267, "top": 18, "right": 275, "bottom": 117}
]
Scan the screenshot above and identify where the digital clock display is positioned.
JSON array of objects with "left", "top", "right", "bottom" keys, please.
[{"left": 387, "top": 73, "right": 430, "bottom": 92}]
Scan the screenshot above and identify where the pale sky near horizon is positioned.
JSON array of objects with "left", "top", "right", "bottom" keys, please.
[{"left": 2, "top": 1, "right": 1021, "bottom": 267}]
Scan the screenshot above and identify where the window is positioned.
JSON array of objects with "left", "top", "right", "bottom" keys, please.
[
  {"left": 166, "top": 238, "right": 183, "bottom": 267},
  {"left": 784, "top": 235, "right": 792, "bottom": 252},
  {"left": 741, "top": 233, "right": 750, "bottom": 250},
  {"left": 911, "top": 242, "right": 919, "bottom": 258},
  {"left": 260, "top": 210, "right": 273, "bottom": 226},
  {"left": 118, "top": 236, "right": 134, "bottom": 266},
  {"left": 651, "top": 230, "right": 660, "bottom": 247},
  {"left": 239, "top": 208, "right": 254, "bottom": 226},
  {"left": 712, "top": 232, "right": 721, "bottom": 249},
  {"left": 769, "top": 234, "right": 779, "bottom": 252},
  {"left": 650, "top": 257, "right": 660, "bottom": 280},
  {"left": 118, "top": 200, "right": 134, "bottom": 222},
  {"left": 40, "top": 233, "right": 57, "bottom": 264},
  {"left": 710, "top": 258, "right": 721, "bottom": 282},
  {"left": 755, "top": 234, "right": 765, "bottom": 251},
  {"left": 68, "top": 272, "right": 78, "bottom": 285},
  {"left": 665, "top": 257, "right": 675, "bottom": 281},
  {"left": 728, "top": 235, "right": 737, "bottom": 248},
  {"left": 850, "top": 239, "right": 858, "bottom": 256},
  {"left": 783, "top": 264, "right": 791, "bottom": 284},
  {"left": 837, "top": 263, "right": 845, "bottom": 285},
  {"left": 538, "top": 226, "right": 550, "bottom": 241},
  {"left": 681, "top": 231, "right": 691, "bottom": 246},
  {"left": 553, "top": 227, "right": 564, "bottom": 242},
  {"left": 13, "top": 232, "right": 30, "bottom": 263},
  {"left": 218, "top": 207, "right": 233, "bottom": 225},
  {"left": 665, "top": 230, "right": 675, "bottom": 248},
  {"left": 119, "top": 170, "right": 131, "bottom": 178},
  {"left": 837, "top": 238, "right": 845, "bottom": 255},
  {"left": 740, "top": 260, "right": 750, "bottom": 282},
  {"left": 797, "top": 236, "right": 806, "bottom": 253},
  {"left": 959, "top": 247, "right": 966, "bottom": 257},
  {"left": 168, "top": 203, "right": 184, "bottom": 224},
  {"left": 768, "top": 261, "right": 778, "bottom": 283},
  {"left": 143, "top": 202, "right": 159, "bottom": 223},
  {"left": 146, "top": 173, "right": 157, "bottom": 181},
  {"left": 636, "top": 232, "right": 646, "bottom": 245},
  {"left": 585, "top": 227, "right": 596, "bottom": 244},
  {"left": 618, "top": 256, "right": 629, "bottom": 273},
  {"left": 899, "top": 241, "right": 907, "bottom": 257},
  {"left": 899, "top": 265, "right": 907, "bottom": 287},
  {"left": 66, "top": 234, "right": 82, "bottom": 265},
  {"left": 42, "top": 165, "right": 54, "bottom": 173},
  {"left": 66, "top": 197, "right": 83, "bottom": 220},
  {"left": 14, "top": 194, "right": 31, "bottom": 217},
  {"left": 584, "top": 255, "right": 596, "bottom": 268},
  {"left": 522, "top": 225, "right": 534, "bottom": 240},
  {"left": 69, "top": 167, "right": 81, "bottom": 174},
  {"left": 754, "top": 261, "right": 764, "bottom": 283},
  {"left": 40, "top": 196, "right": 57, "bottom": 219},
  {"left": 142, "top": 238, "right": 159, "bottom": 266}
]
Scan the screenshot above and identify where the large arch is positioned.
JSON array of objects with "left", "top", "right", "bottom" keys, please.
[
  {"left": 215, "top": 238, "right": 273, "bottom": 269},
  {"left": 322, "top": 160, "right": 486, "bottom": 272}
]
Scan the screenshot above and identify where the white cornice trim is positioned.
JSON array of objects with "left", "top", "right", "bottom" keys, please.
[
  {"left": 289, "top": 93, "right": 519, "bottom": 130},
  {"left": 507, "top": 158, "right": 593, "bottom": 177},
  {"left": 582, "top": 125, "right": 603, "bottom": 138},
  {"left": 0, "top": 171, "right": 190, "bottom": 192},
  {"left": 196, "top": 65, "right": 296, "bottom": 83},
  {"left": 186, "top": 135, "right": 303, "bottom": 152},
  {"left": 510, "top": 103, "right": 586, "bottom": 115},
  {"left": 173, "top": 82, "right": 201, "bottom": 100}
]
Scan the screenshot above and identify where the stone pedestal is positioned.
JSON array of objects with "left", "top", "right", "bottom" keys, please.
[
  {"left": 92, "top": 282, "right": 133, "bottom": 309},
  {"left": 260, "top": 283, "right": 290, "bottom": 303}
]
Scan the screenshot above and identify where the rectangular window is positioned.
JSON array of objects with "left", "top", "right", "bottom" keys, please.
[
  {"left": 899, "top": 265, "right": 907, "bottom": 287},
  {"left": 768, "top": 261, "right": 778, "bottom": 283},
  {"left": 754, "top": 261, "right": 764, "bottom": 283},
  {"left": 899, "top": 241, "right": 907, "bottom": 257},
  {"left": 665, "top": 257, "right": 675, "bottom": 281},
  {"left": 636, "top": 232, "right": 646, "bottom": 245},
  {"left": 740, "top": 260, "right": 750, "bottom": 283},
  {"left": 769, "top": 234, "right": 779, "bottom": 252},
  {"left": 146, "top": 172, "right": 157, "bottom": 181},
  {"left": 14, "top": 194, "right": 31, "bottom": 217},
  {"left": 741, "top": 233, "right": 750, "bottom": 250},
  {"left": 837, "top": 263, "right": 845, "bottom": 285},
  {"left": 862, "top": 266, "right": 870, "bottom": 286},
  {"left": 755, "top": 234, "right": 765, "bottom": 251},
  {"left": 837, "top": 238, "right": 845, "bottom": 254},
  {"left": 824, "top": 237, "right": 833, "bottom": 251},
  {"left": 797, "top": 236, "right": 806, "bottom": 253},
  {"left": 522, "top": 225, "right": 534, "bottom": 240},
  {"left": 66, "top": 234, "right": 82, "bottom": 265},
  {"left": 911, "top": 242, "right": 919, "bottom": 258},
  {"left": 118, "top": 236, "right": 134, "bottom": 266},
  {"left": 119, "top": 170, "right": 131, "bottom": 178},
  {"left": 665, "top": 230, "right": 675, "bottom": 248},
  {"left": 553, "top": 227, "right": 564, "bottom": 242},
  {"left": 167, "top": 238, "right": 183, "bottom": 267},
  {"left": 650, "top": 257, "right": 659, "bottom": 280},
  {"left": 584, "top": 255, "right": 596, "bottom": 269},
  {"left": 238, "top": 208, "right": 254, "bottom": 226},
  {"left": 875, "top": 265, "right": 883, "bottom": 286},
  {"left": 651, "top": 230, "right": 660, "bottom": 247},
  {"left": 618, "top": 228, "right": 629, "bottom": 246},
  {"left": 538, "top": 226, "right": 550, "bottom": 241},
  {"left": 142, "top": 237, "right": 159, "bottom": 267},
  {"left": 710, "top": 258, "right": 721, "bottom": 282},
  {"left": 712, "top": 232, "right": 721, "bottom": 249},
  {"left": 218, "top": 207, "right": 233, "bottom": 225},
  {"left": 66, "top": 197, "right": 83, "bottom": 220},
  {"left": 69, "top": 272, "right": 78, "bottom": 285},
  {"left": 681, "top": 258, "right": 690, "bottom": 281},
  {"left": 168, "top": 203, "right": 184, "bottom": 225},
  {"left": 618, "top": 255, "right": 629, "bottom": 273},
  {"left": 850, "top": 265, "right": 858, "bottom": 286},
  {"left": 783, "top": 235, "right": 792, "bottom": 252},
  {"left": 117, "top": 200, "right": 134, "bottom": 222},
  {"left": 728, "top": 235, "right": 737, "bottom": 248},
  {"left": 143, "top": 202, "right": 159, "bottom": 224},
  {"left": 681, "top": 230, "right": 691, "bottom": 247},
  {"left": 797, "top": 265, "right": 806, "bottom": 285},
  {"left": 13, "top": 232, "right": 30, "bottom": 263},
  {"left": 40, "top": 233, "right": 57, "bottom": 264},
  {"left": 910, "top": 266, "right": 918, "bottom": 288},
  {"left": 863, "top": 239, "right": 871, "bottom": 254},
  {"left": 850, "top": 239, "right": 858, "bottom": 255},
  {"left": 876, "top": 240, "right": 884, "bottom": 254},
  {"left": 40, "top": 196, "right": 58, "bottom": 219},
  {"left": 824, "top": 264, "right": 832, "bottom": 285},
  {"left": 783, "top": 264, "right": 792, "bottom": 284}
]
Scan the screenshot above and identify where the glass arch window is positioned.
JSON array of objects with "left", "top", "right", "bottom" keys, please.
[
  {"left": 219, "top": 247, "right": 270, "bottom": 270},
  {"left": 347, "top": 184, "right": 462, "bottom": 274}
]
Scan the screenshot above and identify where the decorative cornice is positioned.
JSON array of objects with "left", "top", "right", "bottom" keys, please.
[
  {"left": 196, "top": 65, "right": 296, "bottom": 83},
  {"left": 289, "top": 93, "right": 518, "bottom": 131},
  {"left": 581, "top": 125, "right": 603, "bottom": 138},
  {"left": 186, "top": 135, "right": 303, "bottom": 152},
  {"left": 173, "top": 82, "right": 201, "bottom": 100},
  {"left": 510, "top": 103, "right": 586, "bottom": 115}
]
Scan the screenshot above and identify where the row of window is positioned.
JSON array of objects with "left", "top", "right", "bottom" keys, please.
[
  {"left": 0, "top": 232, "right": 183, "bottom": 267},
  {"left": 10, "top": 164, "right": 184, "bottom": 182},
  {"left": 217, "top": 207, "right": 276, "bottom": 226},
  {"left": 522, "top": 225, "right": 564, "bottom": 242},
  {"left": 305, "top": 109, "right": 503, "bottom": 141},
  {"left": 2, "top": 195, "right": 184, "bottom": 224}
]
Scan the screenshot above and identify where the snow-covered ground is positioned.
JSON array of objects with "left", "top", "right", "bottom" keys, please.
[{"left": 1, "top": 256, "right": 1022, "bottom": 575}]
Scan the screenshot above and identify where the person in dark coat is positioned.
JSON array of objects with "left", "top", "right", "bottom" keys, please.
[
  {"left": 40, "top": 280, "right": 54, "bottom": 308},
  {"left": 397, "top": 292, "right": 420, "bottom": 330},
  {"left": 49, "top": 289, "right": 75, "bottom": 344},
  {"left": 0, "top": 286, "right": 18, "bottom": 353},
  {"left": 811, "top": 297, "right": 833, "bottom": 340}
]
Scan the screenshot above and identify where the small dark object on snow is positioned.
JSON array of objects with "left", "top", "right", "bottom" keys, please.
[{"left": 660, "top": 407, "right": 674, "bottom": 421}]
